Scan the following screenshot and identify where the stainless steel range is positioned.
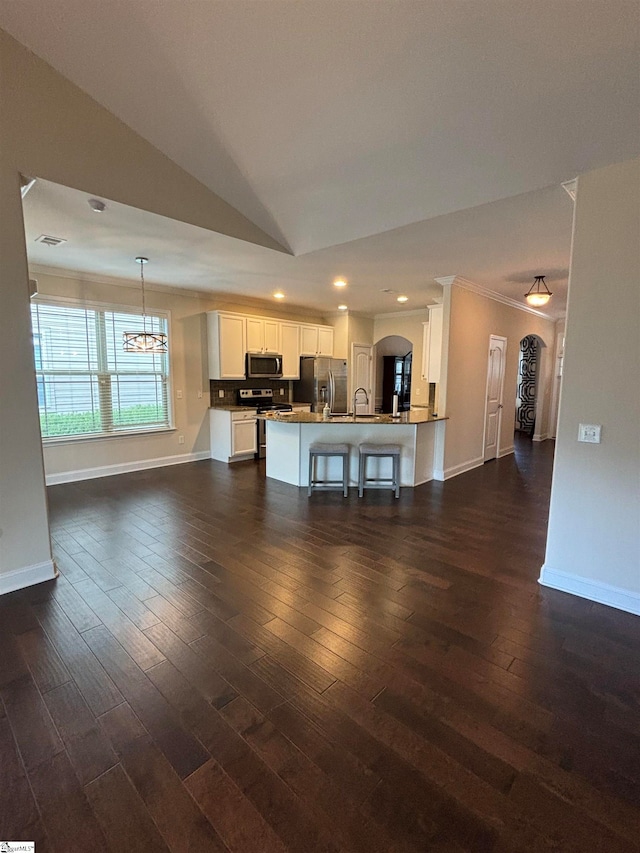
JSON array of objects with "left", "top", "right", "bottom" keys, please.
[{"left": 237, "top": 389, "right": 292, "bottom": 459}]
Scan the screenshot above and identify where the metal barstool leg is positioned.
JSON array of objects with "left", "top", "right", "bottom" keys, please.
[
  {"left": 343, "top": 453, "right": 348, "bottom": 497},
  {"left": 358, "top": 452, "right": 364, "bottom": 497},
  {"left": 394, "top": 453, "right": 400, "bottom": 498},
  {"left": 308, "top": 451, "right": 313, "bottom": 496}
]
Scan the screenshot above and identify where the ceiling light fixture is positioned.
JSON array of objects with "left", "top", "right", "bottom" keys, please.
[
  {"left": 397, "top": 295, "right": 408, "bottom": 303},
  {"left": 88, "top": 198, "right": 107, "bottom": 213},
  {"left": 334, "top": 278, "right": 347, "bottom": 288},
  {"left": 273, "top": 291, "right": 285, "bottom": 299},
  {"left": 524, "top": 275, "right": 552, "bottom": 307},
  {"left": 337, "top": 304, "right": 348, "bottom": 311},
  {"left": 123, "top": 257, "right": 168, "bottom": 353}
]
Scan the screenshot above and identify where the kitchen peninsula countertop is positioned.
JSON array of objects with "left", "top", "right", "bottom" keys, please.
[{"left": 259, "top": 410, "right": 446, "bottom": 425}]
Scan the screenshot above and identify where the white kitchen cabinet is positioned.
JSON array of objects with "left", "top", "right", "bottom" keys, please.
[
  {"left": 300, "top": 324, "right": 334, "bottom": 357},
  {"left": 423, "top": 303, "right": 443, "bottom": 383},
  {"left": 280, "top": 322, "right": 301, "bottom": 378},
  {"left": 207, "top": 312, "right": 246, "bottom": 379},
  {"left": 246, "top": 317, "right": 280, "bottom": 354},
  {"left": 210, "top": 408, "right": 257, "bottom": 462}
]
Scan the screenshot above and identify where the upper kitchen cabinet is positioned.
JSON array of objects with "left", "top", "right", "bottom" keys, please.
[
  {"left": 422, "top": 303, "right": 444, "bottom": 383},
  {"left": 300, "top": 324, "right": 334, "bottom": 357},
  {"left": 246, "top": 317, "right": 280, "bottom": 354},
  {"left": 207, "top": 311, "right": 246, "bottom": 379},
  {"left": 280, "top": 322, "right": 301, "bottom": 379}
]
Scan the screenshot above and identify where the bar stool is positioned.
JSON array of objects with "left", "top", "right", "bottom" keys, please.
[
  {"left": 308, "top": 443, "right": 350, "bottom": 497},
  {"left": 358, "top": 443, "right": 401, "bottom": 498}
]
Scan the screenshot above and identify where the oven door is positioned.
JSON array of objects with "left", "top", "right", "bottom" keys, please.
[{"left": 246, "top": 353, "right": 283, "bottom": 379}]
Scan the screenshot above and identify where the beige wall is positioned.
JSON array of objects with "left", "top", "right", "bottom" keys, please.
[
  {"left": 0, "top": 29, "right": 284, "bottom": 589},
  {"left": 541, "top": 158, "right": 640, "bottom": 612},
  {"left": 441, "top": 285, "right": 556, "bottom": 477},
  {"left": 373, "top": 310, "right": 429, "bottom": 406},
  {"left": 33, "top": 271, "right": 323, "bottom": 480}
]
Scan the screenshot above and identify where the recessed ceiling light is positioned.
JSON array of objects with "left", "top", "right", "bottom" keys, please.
[
  {"left": 273, "top": 292, "right": 285, "bottom": 299},
  {"left": 397, "top": 295, "right": 409, "bottom": 303},
  {"left": 88, "top": 198, "right": 107, "bottom": 213},
  {"left": 337, "top": 304, "right": 348, "bottom": 311},
  {"left": 334, "top": 278, "right": 347, "bottom": 288}
]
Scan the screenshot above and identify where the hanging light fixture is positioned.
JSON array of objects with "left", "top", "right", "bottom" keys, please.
[
  {"left": 524, "top": 275, "right": 552, "bottom": 307},
  {"left": 123, "top": 257, "right": 168, "bottom": 353}
]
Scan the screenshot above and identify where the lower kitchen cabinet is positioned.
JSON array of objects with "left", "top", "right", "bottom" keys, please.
[{"left": 210, "top": 409, "right": 257, "bottom": 462}]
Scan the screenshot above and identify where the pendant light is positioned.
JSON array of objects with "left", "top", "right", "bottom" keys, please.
[
  {"left": 123, "top": 257, "right": 168, "bottom": 353},
  {"left": 524, "top": 275, "right": 552, "bottom": 308}
]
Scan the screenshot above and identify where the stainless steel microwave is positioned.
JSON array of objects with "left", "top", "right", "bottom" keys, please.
[{"left": 246, "top": 352, "right": 283, "bottom": 379}]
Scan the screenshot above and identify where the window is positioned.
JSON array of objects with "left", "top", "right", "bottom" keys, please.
[{"left": 30, "top": 299, "right": 171, "bottom": 440}]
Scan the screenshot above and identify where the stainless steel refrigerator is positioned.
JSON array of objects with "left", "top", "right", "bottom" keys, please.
[{"left": 294, "top": 357, "right": 349, "bottom": 413}]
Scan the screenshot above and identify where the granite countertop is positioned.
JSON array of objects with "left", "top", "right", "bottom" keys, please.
[
  {"left": 258, "top": 410, "right": 446, "bottom": 425},
  {"left": 209, "top": 405, "right": 257, "bottom": 412}
]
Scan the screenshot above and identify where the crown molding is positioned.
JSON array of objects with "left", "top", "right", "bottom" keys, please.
[
  {"left": 434, "top": 274, "right": 554, "bottom": 320},
  {"left": 562, "top": 178, "right": 577, "bottom": 201},
  {"left": 372, "top": 307, "right": 429, "bottom": 321}
]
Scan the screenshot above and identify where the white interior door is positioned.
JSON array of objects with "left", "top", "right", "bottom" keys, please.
[
  {"left": 352, "top": 344, "right": 373, "bottom": 413},
  {"left": 484, "top": 335, "right": 507, "bottom": 461}
]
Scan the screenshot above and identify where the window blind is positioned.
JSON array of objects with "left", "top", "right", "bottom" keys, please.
[{"left": 31, "top": 301, "right": 171, "bottom": 439}]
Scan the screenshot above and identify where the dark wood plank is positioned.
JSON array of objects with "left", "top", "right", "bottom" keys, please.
[
  {"left": 1, "top": 675, "right": 64, "bottom": 772},
  {"left": 83, "top": 624, "right": 211, "bottom": 779},
  {"left": 85, "top": 764, "right": 171, "bottom": 853},
  {"left": 0, "top": 709, "right": 45, "bottom": 842},
  {"left": 28, "top": 750, "right": 110, "bottom": 852},
  {"left": 15, "top": 626, "right": 72, "bottom": 693},
  {"left": 43, "top": 680, "right": 118, "bottom": 785},
  {"left": 33, "top": 599, "right": 124, "bottom": 716}
]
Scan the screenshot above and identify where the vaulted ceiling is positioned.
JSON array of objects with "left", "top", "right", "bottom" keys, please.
[{"left": 3, "top": 1, "right": 639, "bottom": 316}]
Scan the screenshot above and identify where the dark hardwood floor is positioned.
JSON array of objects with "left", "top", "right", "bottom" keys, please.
[{"left": 2, "top": 436, "right": 639, "bottom": 852}]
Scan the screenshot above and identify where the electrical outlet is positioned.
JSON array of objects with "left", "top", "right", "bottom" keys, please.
[
  {"left": 178, "top": 434, "right": 185, "bottom": 445},
  {"left": 197, "top": 390, "right": 203, "bottom": 399},
  {"left": 578, "top": 423, "right": 601, "bottom": 443},
  {"left": 218, "top": 389, "right": 225, "bottom": 398},
  {"left": 280, "top": 388, "right": 285, "bottom": 395},
  {"left": 176, "top": 390, "right": 183, "bottom": 399}
]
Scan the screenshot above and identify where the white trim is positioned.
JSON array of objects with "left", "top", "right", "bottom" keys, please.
[
  {"left": 31, "top": 290, "right": 171, "bottom": 322},
  {"left": 1, "top": 559, "right": 58, "bottom": 595},
  {"left": 497, "top": 445, "right": 514, "bottom": 458},
  {"left": 561, "top": 178, "right": 577, "bottom": 201},
  {"left": 371, "top": 307, "right": 430, "bottom": 320},
  {"left": 532, "top": 433, "right": 548, "bottom": 443},
  {"left": 45, "top": 450, "right": 210, "bottom": 485},
  {"left": 434, "top": 275, "right": 555, "bottom": 320},
  {"left": 539, "top": 565, "right": 640, "bottom": 616},
  {"left": 433, "top": 455, "right": 484, "bottom": 481}
]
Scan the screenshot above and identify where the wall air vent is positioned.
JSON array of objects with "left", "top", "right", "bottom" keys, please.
[{"left": 35, "top": 234, "right": 67, "bottom": 247}]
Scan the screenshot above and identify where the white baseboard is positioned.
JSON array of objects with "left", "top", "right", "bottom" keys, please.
[
  {"left": 532, "top": 433, "right": 548, "bottom": 443},
  {"left": 0, "top": 559, "right": 58, "bottom": 595},
  {"left": 433, "top": 455, "right": 484, "bottom": 482},
  {"left": 539, "top": 565, "right": 640, "bottom": 616},
  {"left": 45, "top": 450, "right": 211, "bottom": 485},
  {"left": 497, "top": 445, "right": 514, "bottom": 458}
]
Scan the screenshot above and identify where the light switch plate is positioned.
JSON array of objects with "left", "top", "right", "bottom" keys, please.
[{"left": 578, "top": 423, "right": 601, "bottom": 443}]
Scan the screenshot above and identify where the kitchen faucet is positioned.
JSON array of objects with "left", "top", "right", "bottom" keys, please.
[{"left": 353, "top": 387, "right": 369, "bottom": 419}]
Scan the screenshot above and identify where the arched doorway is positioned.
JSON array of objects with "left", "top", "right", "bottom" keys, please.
[{"left": 374, "top": 335, "right": 412, "bottom": 413}]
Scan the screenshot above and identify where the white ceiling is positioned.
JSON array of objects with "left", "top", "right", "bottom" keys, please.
[{"left": 4, "top": 1, "right": 639, "bottom": 317}]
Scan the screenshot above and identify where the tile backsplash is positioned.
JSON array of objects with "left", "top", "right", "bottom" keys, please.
[{"left": 210, "top": 378, "right": 291, "bottom": 407}]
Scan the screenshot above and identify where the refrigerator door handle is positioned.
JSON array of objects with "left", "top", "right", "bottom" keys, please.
[{"left": 328, "top": 370, "right": 335, "bottom": 410}]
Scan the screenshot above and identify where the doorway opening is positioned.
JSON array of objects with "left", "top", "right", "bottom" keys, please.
[{"left": 374, "top": 335, "right": 412, "bottom": 413}]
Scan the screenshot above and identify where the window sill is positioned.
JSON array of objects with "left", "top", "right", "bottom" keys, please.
[{"left": 42, "top": 426, "right": 176, "bottom": 446}]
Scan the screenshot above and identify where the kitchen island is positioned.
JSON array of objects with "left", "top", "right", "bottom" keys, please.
[{"left": 260, "top": 410, "right": 446, "bottom": 489}]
